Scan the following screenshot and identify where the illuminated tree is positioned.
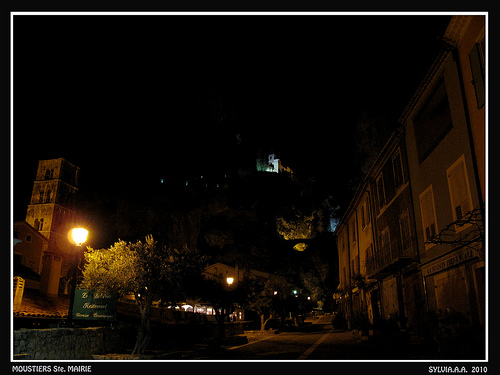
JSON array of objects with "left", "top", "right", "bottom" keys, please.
[{"left": 81, "top": 235, "right": 205, "bottom": 354}]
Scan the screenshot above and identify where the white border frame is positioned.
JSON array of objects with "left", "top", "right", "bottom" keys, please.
[{"left": 10, "top": 10, "right": 489, "bottom": 364}]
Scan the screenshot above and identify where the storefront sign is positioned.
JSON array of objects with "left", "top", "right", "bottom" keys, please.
[
  {"left": 73, "top": 289, "right": 118, "bottom": 320},
  {"left": 422, "top": 248, "right": 476, "bottom": 276}
]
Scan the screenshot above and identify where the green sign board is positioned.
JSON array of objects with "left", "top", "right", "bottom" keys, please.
[{"left": 73, "top": 289, "right": 118, "bottom": 320}]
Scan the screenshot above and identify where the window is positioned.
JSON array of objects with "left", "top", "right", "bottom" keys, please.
[
  {"left": 380, "top": 226, "right": 391, "bottom": 252},
  {"left": 413, "top": 79, "right": 453, "bottom": 163},
  {"left": 342, "top": 267, "right": 347, "bottom": 288},
  {"left": 469, "top": 36, "right": 485, "bottom": 109},
  {"left": 392, "top": 148, "right": 405, "bottom": 189},
  {"left": 365, "top": 243, "right": 373, "bottom": 260},
  {"left": 366, "top": 199, "right": 371, "bottom": 224},
  {"left": 447, "top": 155, "right": 473, "bottom": 230},
  {"left": 419, "top": 185, "right": 438, "bottom": 248},
  {"left": 399, "top": 209, "right": 412, "bottom": 253},
  {"left": 361, "top": 198, "right": 371, "bottom": 229},
  {"left": 341, "top": 232, "right": 347, "bottom": 252},
  {"left": 350, "top": 219, "right": 357, "bottom": 245},
  {"left": 365, "top": 245, "right": 375, "bottom": 277},
  {"left": 26, "top": 235, "right": 32, "bottom": 242},
  {"left": 376, "top": 174, "right": 386, "bottom": 209},
  {"left": 351, "top": 255, "right": 359, "bottom": 276}
]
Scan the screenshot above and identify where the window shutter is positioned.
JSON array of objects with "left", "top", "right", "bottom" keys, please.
[
  {"left": 366, "top": 243, "right": 373, "bottom": 259},
  {"left": 361, "top": 205, "right": 365, "bottom": 228},
  {"left": 469, "top": 43, "right": 485, "bottom": 108},
  {"left": 392, "top": 150, "right": 404, "bottom": 188},
  {"left": 377, "top": 174, "right": 386, "bottom": 208},
  {"left": 420, "top": 187, "right": 437, "bottom": 243},
  {"left": 351, "top": 220, "right": 357, "bottom": 243},
  {"left": 380, "top": 226, "right": 390, "bottom": 251},
  {"left": 448, "top": 157, "right": 472, "bottom": 223},
  {"left": 400, "top": 210, "right": 411, "bottom": 252}
]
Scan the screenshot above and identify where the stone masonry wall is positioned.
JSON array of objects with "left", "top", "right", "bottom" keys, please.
[{"left": 13, "top": 326, "right": 134, "bottom": 360}]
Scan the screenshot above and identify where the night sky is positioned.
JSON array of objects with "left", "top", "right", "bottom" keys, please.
[{"left": 13, "top": 13, "right": 451, "bottom": 222}]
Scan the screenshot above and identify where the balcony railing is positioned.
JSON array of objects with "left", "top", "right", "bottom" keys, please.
[{"left": 366, "top": 238, "right": 415, "bottom": 278}]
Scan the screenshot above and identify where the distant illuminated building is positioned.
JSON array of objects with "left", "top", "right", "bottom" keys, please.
[
  {"left": 267, "top": 153, "right": 279, "bottom": 173},
  {"left": 256, "top": 153, "right": 293, "bottom": 176}
]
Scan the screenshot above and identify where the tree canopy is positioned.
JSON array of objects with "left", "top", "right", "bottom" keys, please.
[{"left": 81, "top": 235, "right": 206, "bottom": 354}]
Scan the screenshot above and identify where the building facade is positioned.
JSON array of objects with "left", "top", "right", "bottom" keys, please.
[
  {"left": 336, "top": 186, "right": 376, "bottom": 326},
  {"left": 13, "top": 221, "right": 48, "bottom": 289},
  {"left": 336, "top": 128, "right": 421, "bottom": 329},
  {"left": 23, "top": 158, "right": 81, "bottom": 295},
  {"left": 14, "top": 221, "right": 48, "bottom": 276},
  {"left": 401, "top": 15, "right": 485, "bottom": 328},
  {"left": 335, "top": 15, "right": 485, "bottom": 336},
  {"left": 367, "top": 129, "right": 421, "bottom": 328}
]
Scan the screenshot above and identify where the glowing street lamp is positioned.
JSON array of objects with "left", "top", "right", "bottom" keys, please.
[
  {"left": 67, "top": 227, "right": 89, "bottom": 326},
  {"left": 226, "top": 277, "right": 234, "bottom": 286},
  {"left": 70, "top": 228, "right": 88, "bottom": 246}
]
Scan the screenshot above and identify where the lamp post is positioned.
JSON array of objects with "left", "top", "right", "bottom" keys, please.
[
  {"left": 225, "top": 276, "right": 236, "bottom": 321},
  {"left": 66, "top": 228, "right": 88, "bottom": 327}
]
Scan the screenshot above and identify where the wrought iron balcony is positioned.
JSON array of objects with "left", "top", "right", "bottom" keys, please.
[{"left": 365, "top": 238, "right": 415, "bottom": 278}]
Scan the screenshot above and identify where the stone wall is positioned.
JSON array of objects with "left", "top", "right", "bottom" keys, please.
[
  {"left": 13, "top": 326, "right": 135, "bottom": 360},
  {"left": 13, "top": 321, "right": 253, "bottom": 360}
]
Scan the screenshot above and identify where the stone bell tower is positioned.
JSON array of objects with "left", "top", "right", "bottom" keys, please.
[{"left": 25, "top": 158, "right": 80, "bottom": 296}]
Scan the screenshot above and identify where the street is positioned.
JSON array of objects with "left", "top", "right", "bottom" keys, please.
[
  {"left": 226, "top": 316, "right": 340, "bottom": 360},
  {"left": 180, "top": 315, "right": 432, "bottom": 360},
  {"left": 222, "top": 315, "right": 344, "bottom": 360}
]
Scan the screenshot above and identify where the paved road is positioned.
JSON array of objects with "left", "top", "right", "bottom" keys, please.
[
  {"left": 180, "top": 314, "right": 435, "bottom": 360},
  {"left": 163, "top": 314, "right": 441, "bottom": 360},
  {"left": 183, "top": 315, "right": 384, "bottom": 360},
  {"left": 221, "top": 315, "right": 338, "bottom": 360}
]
